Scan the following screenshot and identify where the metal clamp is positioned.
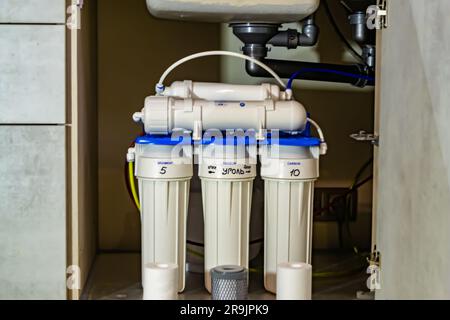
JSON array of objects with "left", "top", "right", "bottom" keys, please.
[{"left": 350, "top": 131, "right": 379, "bottom": 146}]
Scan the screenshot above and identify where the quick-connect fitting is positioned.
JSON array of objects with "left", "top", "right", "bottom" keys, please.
[{"left": 155, "top": 83, "right": 165, "bottom": 95}]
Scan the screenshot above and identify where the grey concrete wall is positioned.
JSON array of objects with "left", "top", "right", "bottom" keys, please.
[
  {"left": 376, "top": 0, "right": 450, "bottom": 299},
  {"left": 0, "top": 126, "right": 67, "bottom": 300},
  {"left": 0, "top": 25, "right": 65, "bottom": 124},
  {"left": 0, "top": 1, "right": 68, "bottom": 300}
]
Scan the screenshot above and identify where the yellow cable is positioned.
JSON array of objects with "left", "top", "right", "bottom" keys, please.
[
  {"left": 128, "top": 162, "right": 141, "bottom": 211},
  {"left": 187, "top": 248, "right": 204, "bottom": 259}
]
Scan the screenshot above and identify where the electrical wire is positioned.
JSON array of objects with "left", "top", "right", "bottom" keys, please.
[
  {"left": 156, "top": 50, "right": 286, "bottom": 93},
  {"left": 128, "top": 161, "right": 141, "bottom": 211},
  {"left": 339, "top": 0, "right": 353, "bottom": 14},
  {"left": 313, "top": 174, "right": 373, "bottom": 217},
  {"left": 312, "top": 156, "right": 373, "bottom": 254},
  {"left": 344, "top": 158, "right": 374, "bottom": 254},
  {"left": 322, "top": 0, "right": 365, "bottom": 63},
  {"left": 351, "top": 158, "right": 373, "bottom": 190},
  {"left": 187, "top": 248, "right": 204, "bottom": 259}
]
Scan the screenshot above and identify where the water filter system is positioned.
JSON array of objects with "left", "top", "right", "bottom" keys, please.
[{"left": 126, "top": 51, "right": 327, "bottom": 300}]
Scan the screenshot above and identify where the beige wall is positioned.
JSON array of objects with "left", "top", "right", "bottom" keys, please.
[
  {"left": 98, "top": 0, "right": 220, "bottom": 251},
  {"left": 221, "top": 2, "right": 374, "bottom": 249}
]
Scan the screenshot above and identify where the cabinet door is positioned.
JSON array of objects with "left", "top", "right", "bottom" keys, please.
[
  {"left": 0, "top": 25, "right": 66, "bottom": 124},
  {"left": 0, "top": 126, "right": 67, "bottom": 300},
  {"left": 375, "top": 0, "right": 450, "bottom": 299},
  {"left": 0, "top": 0, "right": 66, "bottom": 23}
]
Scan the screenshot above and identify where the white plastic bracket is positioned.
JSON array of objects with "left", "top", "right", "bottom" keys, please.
[
  {"left": 193, "top": 120, "right": 203, "bottom": 141},
  {"left": 183, "top": 80, "right": 193, "bottom": 98},
  {"left": 256, "top": 123, "right": 266, "bottom": 141},
  {"left": 264, "top": 99, "right": 275, "bottom": 111},
  {"left": 351, "top": 130, "right": 379, "bottom": 146},
  {"left": 184, "top": 99, "right": 194, "bottom": 112}
]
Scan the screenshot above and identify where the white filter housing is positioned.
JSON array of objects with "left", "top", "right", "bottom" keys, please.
[
  {"left": 198, "top": 144, "right": 256, "bottom": 292},
  {"left": 162, "top": 81, "right": 289, "bottom": 101},
  {"left": 260, "top": 145, "right": 319, "bottom": 294},
  {"left": 146, "top": 0, "right": 320, "bottom": 23},
  {"left": 135, "top": 143, "right": 193, "bottom": 293},
  {"left": 135, "top": 96, "right": 308, "bottom": 136}
]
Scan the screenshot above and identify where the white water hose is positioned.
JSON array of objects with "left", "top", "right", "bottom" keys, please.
[
  {"left": 308, "top": 117, "right": 328, "bottom": 155},
  {"left": 156, "top": 51, "right": 286, "bottom": 94}
]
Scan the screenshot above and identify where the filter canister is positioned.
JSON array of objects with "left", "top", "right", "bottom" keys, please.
[
  {"left": 211, "top": 266, "right": 248, "bottom": 300},
  {"left": 143, "top": 263, "right": 179, "bottom": 300},
  {"left": 276, "top": 262, "right": 312, "bottom": 300}
]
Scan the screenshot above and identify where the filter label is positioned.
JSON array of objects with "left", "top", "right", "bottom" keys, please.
[
  {"left": 200, "top": 162, "right": 256, "bottom": 179},
  {"left": 261, "top": 158, "right": 319, "bottom": 180},
  {"left": 136, "top": 157, "right": 193, "bottom": 179}
]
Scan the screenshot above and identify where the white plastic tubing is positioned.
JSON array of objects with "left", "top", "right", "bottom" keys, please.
[
  {"left": 307, "top": 117, "right": 327, "bottom": 155},
  {"left": 155, "top": 51, "right": 287, "bottom": 94}
]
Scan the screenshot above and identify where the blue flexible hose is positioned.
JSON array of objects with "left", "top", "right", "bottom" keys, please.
[{"left": 287, "top": 68, "right": 375, "bottom": 89}]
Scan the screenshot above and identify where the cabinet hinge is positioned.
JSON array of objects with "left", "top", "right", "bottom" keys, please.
[{"left": 368, "top": 249, "right": 381, "bottom": 267}]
